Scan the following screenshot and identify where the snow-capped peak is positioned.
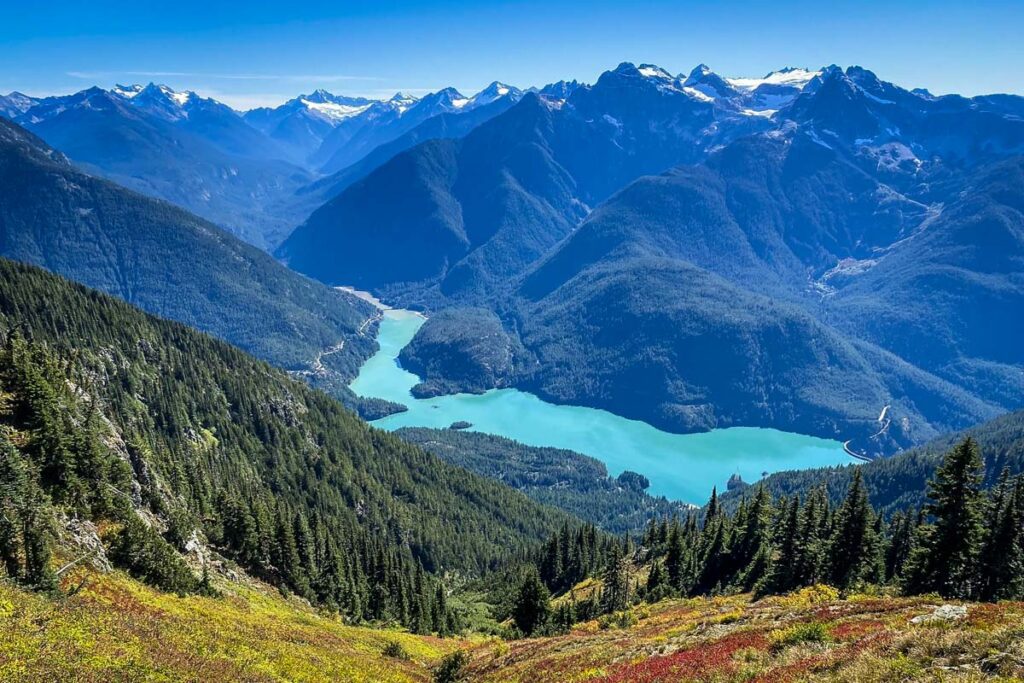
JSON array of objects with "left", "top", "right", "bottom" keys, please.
[
  {"left": 469, "top": 81, "right": 522, "bottom": 108},
  {"left": 389, "top": 91, "right": 418, "bottom": 103},
  {"left": 303, "top": 89, "right": 338, "bottom": 103},
  {"left": 538, "top": 80, "right": 582, "bottom": 102},
  {"left": 298, "top": 97, "right": 373, "bottom": 122},
  {"left": 0, "top": 91, "right": 41, "bottom": 117},
  {"left": 636, "top": 64, "right": 674, "bottom": 80},
  {"left": 264, "top": 90, "right": 376, "bottom": 123},
  {"left": 682, "top": 64, "right": 737, "bottom": 100},
  {"left": 425, "top": 87, "right": 470, "bottom": 110},
  {"left": 112, "top": 84, "right": 144, "bottom": 99},
  {"left": 119, "top": 83, "right": 199, "bottom": 120},
  {"left": 382, "top": 92, "right": 419, "bottom": 114},
  {"left": 167, "top": 89, "right": 192, "bottom": 107},
  {"left": 685, "top": 64, "right": 714, "bottom": 81}
]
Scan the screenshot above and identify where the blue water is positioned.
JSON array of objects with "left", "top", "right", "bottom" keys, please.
[{"left": 351, "top": 309, "right": 853, "bottom": 504}]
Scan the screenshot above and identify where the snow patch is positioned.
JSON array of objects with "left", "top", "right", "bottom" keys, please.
[
  {"left": 301, "top": 98, "right": 374, "bottom": 122},
  {"left": 682, "top": 87, "right": 715, "bottom": 103},
  {"left": 638, "top": 65, "right": 673, "bottom": 80},
  {"left": 727, "top": 68, "right": 821, "bottom": 92},
  {"left": 805, "top": 129, "right": 833, "bottom": 150},
  {"left": 112, "top": 84, "right": 144, "bottom": 99},
  {"left": 859, "top": 142, "right": 921, "bottom": 172}
]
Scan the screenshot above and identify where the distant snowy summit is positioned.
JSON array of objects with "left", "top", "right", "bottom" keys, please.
[{"left": 4, "top": 61, "right": 1021, "bottom": 177}]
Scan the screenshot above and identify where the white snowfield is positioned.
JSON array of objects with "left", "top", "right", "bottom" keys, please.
[
  {"left": 726, "top": 68, "right": 822, "bottom": 91},
  {"left": 299, "top": 98, "right": 374, "bottom": 122}
]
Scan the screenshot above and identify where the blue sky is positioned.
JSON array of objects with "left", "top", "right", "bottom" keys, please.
[{"left": 2, "top": 0, "right": 1022, "bottom": 109}]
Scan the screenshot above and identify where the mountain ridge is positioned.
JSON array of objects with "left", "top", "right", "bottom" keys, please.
[
  {"left": 0, "top": 115, "right": 383, "bottom": 414},
  {"left": 279, "top": 62, "right": 1024, "bottom": 455}
]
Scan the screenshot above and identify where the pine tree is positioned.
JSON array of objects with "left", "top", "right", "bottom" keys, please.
[
  {"left": 539, "top": 525, "right": 565, "bottom": 589},
  {"left": 704, "top": 487, "right": 720, "bottom": 529},
  {"left": 22, "top": 503, "right": 56, "bottom": 592},
  {"left": 601, "top": 541, "right": 631, "bottom": 613},
  {"left": 664, "top": 519, "right": 686, "bottom": 590},
  {"left": 271, "top": 505, "right": 304, "bottom": 594},
  {"left": 511, "top": 566, "right": 550, "bottom": 636},
  {"left": 796, "top": 486, "right": 831, "bottom": 586},
  {"left": 731, "top": 486, "right": 773, "bottom": 591},
  {"left": 828, "top": 470, "right": 877, "bottom": 590},
  {"left": 977, "top": 471, "right": 1024, "bottom": 601},
  {"left": 883, "top": 511, "right": 916, "bottom": 581},
  {"left": 646, "top": 558, "right": 666, "bottom": 599},
  {"left": 761, "top": 496, "right": 801, "bottom": 595},
  {"left": 693, "top": 514, "right": 728, "bottom": 595},
  {"left": 432, "top": 583, "right": 449, "bottom": 635},
  {"left": 903, "top": 438, "right": 986, "bottom": 599},
  {"left": 0, "top": 439, "right": 30, "bottom": 581}
]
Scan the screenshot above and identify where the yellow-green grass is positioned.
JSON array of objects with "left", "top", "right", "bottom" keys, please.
[
  {"left": 0, "top": 568, "right": 458, "bottom": 682},
  {"left": 5, "top": 573, "right": 1024, "bottom": 682}
]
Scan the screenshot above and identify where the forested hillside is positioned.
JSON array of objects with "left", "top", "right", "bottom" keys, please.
[
  {"left": 396, "top": 428, "right": 690, "bottom": 533},
  {"left": 0, "top": 258, "right": 575, "bottom": 631},
  {"left": 391, "top": 128, "right": 1021, "bottom": 453},
  {"left": 0, "top": 116, "right": 394, "bottom": 416},
  {"left": 474, "top": 433, "right": 1024, "bottom": 651},
  {"left": 720, "top": 409, "right": 1024, "bottom": 516}
]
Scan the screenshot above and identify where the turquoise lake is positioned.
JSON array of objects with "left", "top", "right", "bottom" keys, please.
[{"left": 350, "top": 309, "right": 854, "bottom": 504}]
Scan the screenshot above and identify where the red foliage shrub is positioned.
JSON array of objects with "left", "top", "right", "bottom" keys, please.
[
  {"left": 593, "top": 630, "right": 768, "bottom": 683},
  {"left": 830, "top": 620, "right": 885, "bottom": 641}
]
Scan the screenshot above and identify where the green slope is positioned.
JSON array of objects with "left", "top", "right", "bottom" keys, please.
[
  {"left": 0, "top": 115, "right": 392, "bottom": 415},
  {"left": 719, "top": 409, "right": 1024, "bottom": 516},
  {"left": 0, "top": 258, "right": 574, "bottom": 628},
  {"left": 396, "top": 427, "right": 690, "bottom": 534}
]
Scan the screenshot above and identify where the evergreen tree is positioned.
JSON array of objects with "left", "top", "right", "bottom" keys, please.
[
  {"left": 22, "top": 511, "right": 56, "bottom": 592},
  {"left": 760, "top": 496, "right": 801, "bottom": 595},
  {"left": 432, "top": 583, "right": 451, "bottom": 635},
  {"left": 828, "top": 470, "right": 877, "bottom": 590},
  {"left": 730, "top": 486, "right": 773, "bottom": 591},
  {"left": 600, "top": 541, "right": 631, "bottom": 613},
  {"left": 539, "top": 528, "right": 563, "bottom": 589},
  {"left": 645, "top": 559, "right": 666, "bottom": 598},
  {"left": 903, "top": 438, "right": 986, "bottom": 599},
  {"left": 664, "top": 519, "right": 686, "bottom": 590},
  {"left": 511, "top": 566, "right": 550, "bottom": 636},
  {"left": 704, "top": 487, "right": 720, "bottom": 529},
  {"left": 693, "top": 514, "right": 728, "bottom": 595},
  {"left": 977, "top": 471, "right": 1024, "bottom": 600},
  {"left": 883, "top": 511, "right": 917, "bottom": 582},
  {"left": 796, "top": 486, "right": 831, "bottom": 586}
]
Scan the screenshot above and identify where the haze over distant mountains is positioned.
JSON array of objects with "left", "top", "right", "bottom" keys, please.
[
  {"left": 4, "top": 61, "right": 1022, "bottom": 457},
  {"left": 0, "top": 116, "right": 381, "bottom": 415},
  {"left": 0, "top": 79, "right": 525, "bottom": 248}
]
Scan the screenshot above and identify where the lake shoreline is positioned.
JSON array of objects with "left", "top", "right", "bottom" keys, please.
[{"left": 351, "top": 308, "right": 855, "bottom": 504}]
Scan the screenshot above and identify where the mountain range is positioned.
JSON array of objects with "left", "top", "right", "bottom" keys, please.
[
  {"left": 278, "top": 63, "right": 1024, "bottom": 456},
  {"left": 3, "top": 54, "right": 1024, "bottom": 680},
  {"left": 5, "top": 61, "right": 1023, "bottom": 456},
  {"left": 1, "top": 80, "right": 525, "bottom": 249}
]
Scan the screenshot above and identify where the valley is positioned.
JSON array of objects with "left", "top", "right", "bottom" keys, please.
[
  {"left": 351, "top": 309, "right": 852, "bottom": 503},
  {"left": 2, "top": 12, "right": 1024, "bottom": 679}
]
